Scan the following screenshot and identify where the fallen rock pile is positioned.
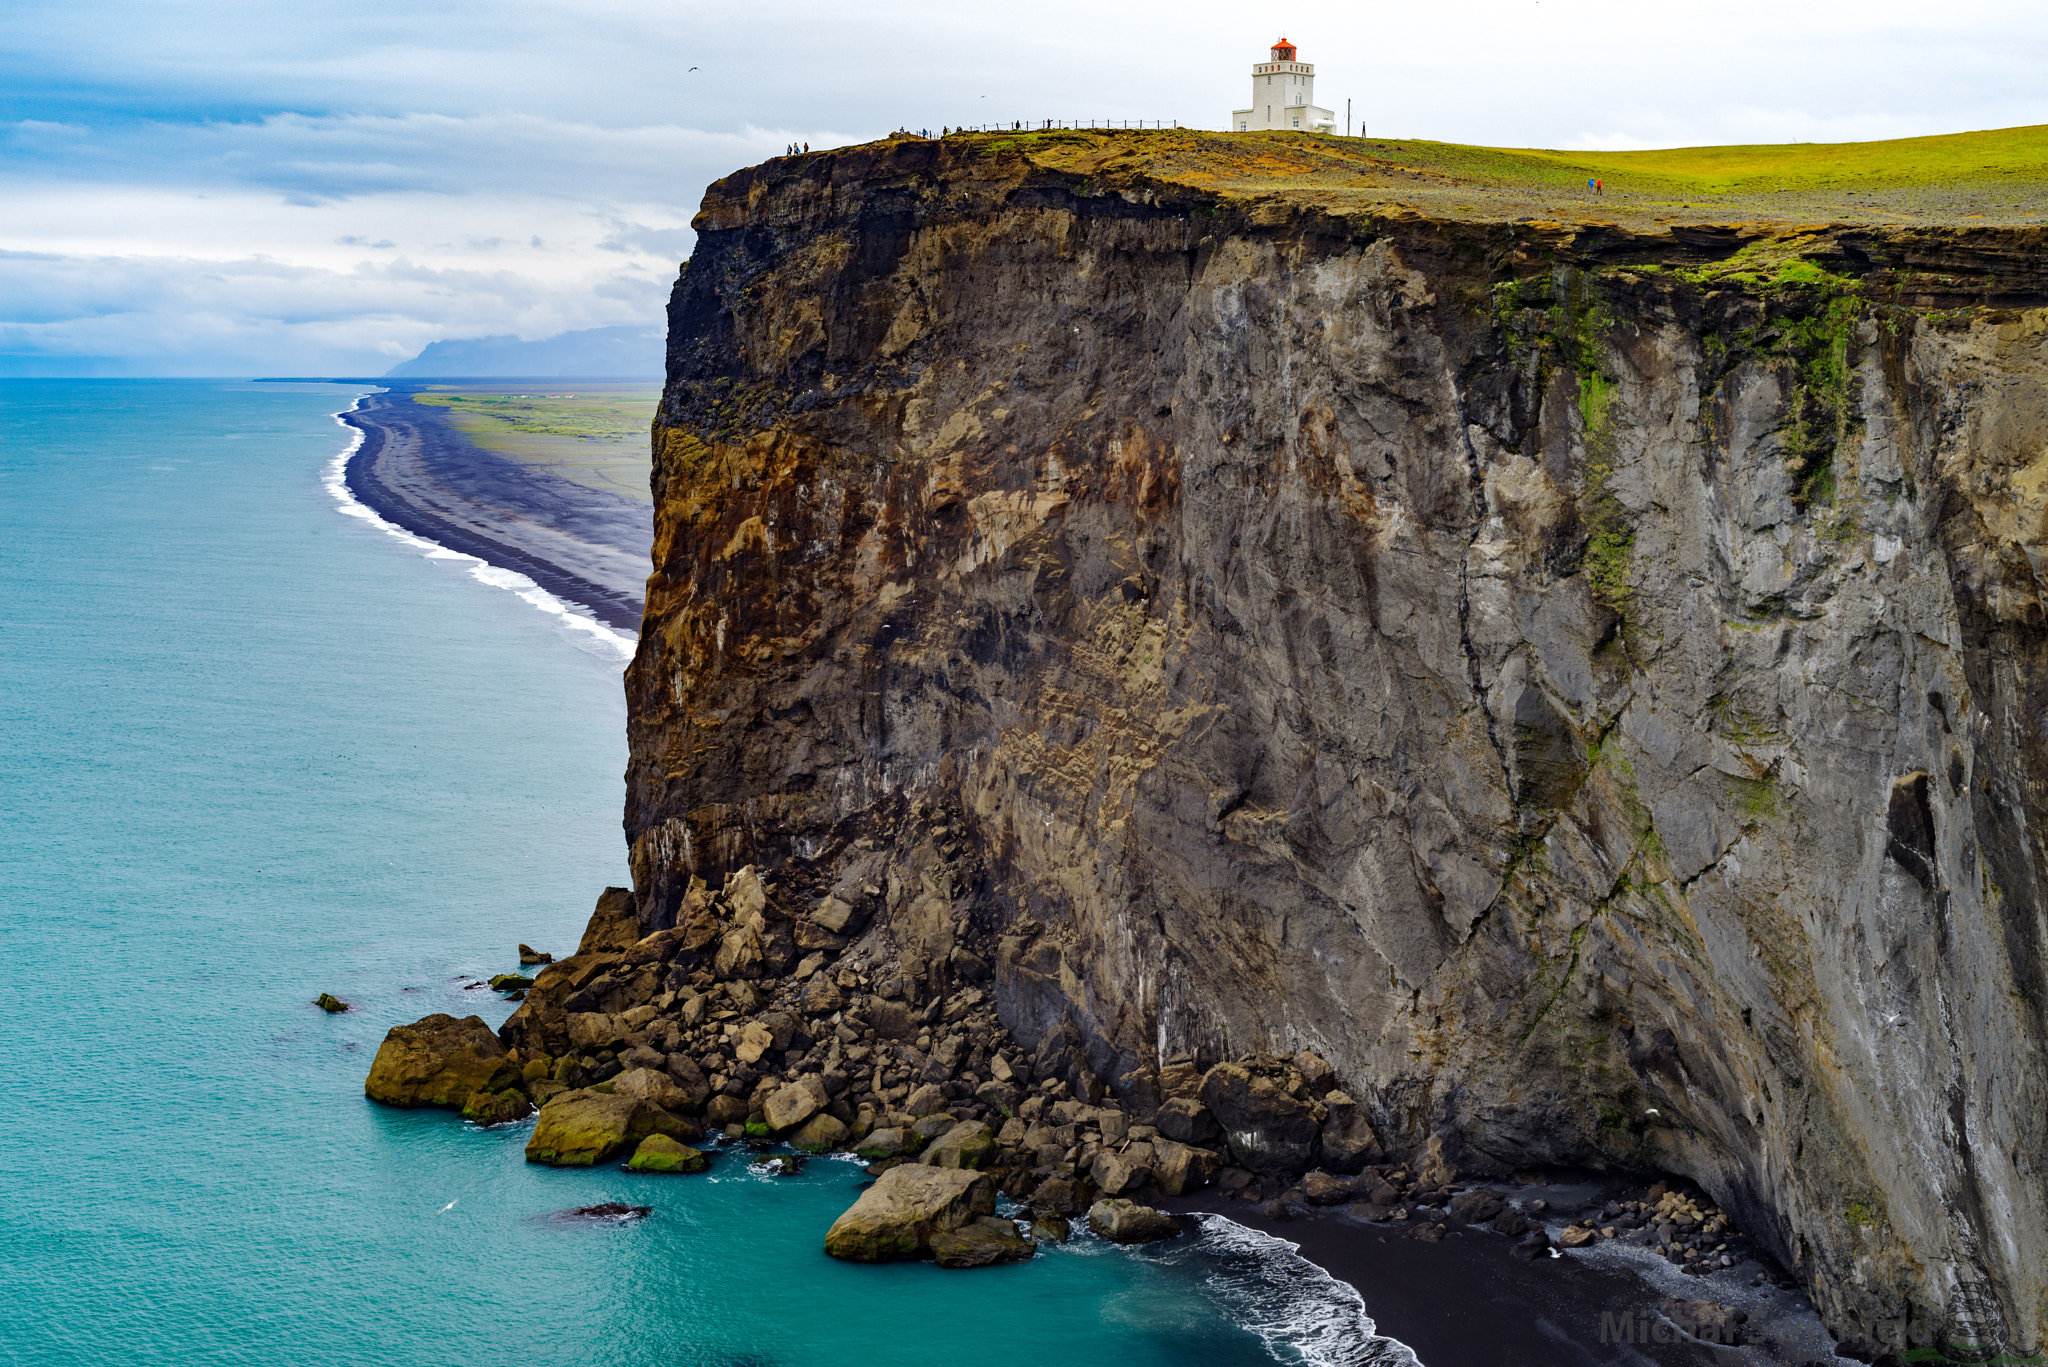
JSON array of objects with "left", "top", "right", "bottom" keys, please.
[{"left": 365, "top": 875, "right": 1764, "bottom": 1277}]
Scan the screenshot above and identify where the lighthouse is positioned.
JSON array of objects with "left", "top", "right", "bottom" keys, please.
[{"left": 1231, "top": 38, "right": 1335, "bottom": 133}]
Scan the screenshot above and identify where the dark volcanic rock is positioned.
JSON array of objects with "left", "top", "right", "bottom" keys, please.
[
  {"left": 930, "top": 1215, "right": 1034, "bottom": 1268},
  {"left": 564, "top": 1202, "right": 651, "bottom": 1221},
  {"left": 1087, "top": 1199, "right": 1180, "bottom": 1244},
  {"left": 365, "top": 1013, "right": 517, "bottom": 1109},
  {"left": 1199, "top": 1060, "right": 1322, "bottom": 1174},
  {"left": 610, "top": 131, "right": 2048, "bottom": 1358}
]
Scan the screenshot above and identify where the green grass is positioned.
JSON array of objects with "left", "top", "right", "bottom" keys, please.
[
  {"left": 1360, "top": 123, "right": 2048, "bottom": 198},
  {"left": 951, "top": 122, "right": 2048, "bottom": 227},
  {"left": 413, "top": 385, "right": 659, "bottom": 503}
]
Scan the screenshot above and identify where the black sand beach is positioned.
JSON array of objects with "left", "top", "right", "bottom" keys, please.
[
  {"left": 339, "top": 385, "right": 652, "bottom": 631},
  {"left": 1166, "top": 1183, "right": 1846, "bottom": 1366}
]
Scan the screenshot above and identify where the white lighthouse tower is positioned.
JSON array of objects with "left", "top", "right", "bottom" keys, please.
[{"left": 1231, "top": 37, "right": 1334, "bottom": 133}]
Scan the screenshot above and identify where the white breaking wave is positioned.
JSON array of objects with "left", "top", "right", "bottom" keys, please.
[
  {"left": 1178, "top": 1214, "right": 1424, "bottom": 1367},
  {"left": 323, "top": 395, "right": 637, "bottom": 663}
]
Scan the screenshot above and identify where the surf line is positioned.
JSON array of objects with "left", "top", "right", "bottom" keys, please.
[
  {"left": 322, "top": 393, "right": 637, "bottom": 662},
  {"left": 1184, "top": 1214, "right": 1424, "bottom": 1367}
]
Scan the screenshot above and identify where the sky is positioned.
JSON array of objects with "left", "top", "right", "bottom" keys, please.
[{"left": 3, "top": 0, "right": 2044, "bottom": 376}]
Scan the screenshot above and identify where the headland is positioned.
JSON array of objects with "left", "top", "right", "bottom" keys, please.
[{"left": 367, "top": 123, "right": 2048, "bottom": 1365}]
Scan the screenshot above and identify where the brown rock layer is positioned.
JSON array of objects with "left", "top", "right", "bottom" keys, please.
[{"left": 624, "top": 132, "right": 2048, "bottom": 1357}]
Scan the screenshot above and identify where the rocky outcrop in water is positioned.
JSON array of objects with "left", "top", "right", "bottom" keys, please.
[{"left": 615, "top": 129, "right": 2048, "bottom": 1357}]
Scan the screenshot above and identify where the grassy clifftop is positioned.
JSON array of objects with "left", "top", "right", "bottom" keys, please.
[{"left": 952, "top": 122, "right": 2048, "bottom": 228}]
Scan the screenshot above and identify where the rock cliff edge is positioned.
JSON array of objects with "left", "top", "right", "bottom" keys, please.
[{"left": 629, "top": 130, "right": 2048, "bottom": 1357}]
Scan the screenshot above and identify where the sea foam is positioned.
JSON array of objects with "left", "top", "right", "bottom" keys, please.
[
  {"left": 323, "top": 395, "right": 637, "bottom": 663},
  {"left": 1171, "top": 1215, "right": 1424, "bottom": 1366}
]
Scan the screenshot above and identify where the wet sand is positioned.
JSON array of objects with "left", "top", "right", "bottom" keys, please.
[
  {"left": 340, "top": 386, "right": 652, "bottom": 632},
  {"left": 1165, "top": 1181, "right": 1847, "bottom": 1367}
]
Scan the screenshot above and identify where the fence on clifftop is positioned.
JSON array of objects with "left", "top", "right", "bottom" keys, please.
[{"left": 940, "top": 119, "right": 1185, "bottom": 133}]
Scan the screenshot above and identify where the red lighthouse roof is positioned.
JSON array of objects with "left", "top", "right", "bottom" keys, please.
[{"left": 1271, "top": 38, "right": 1297, "bottom": 60}]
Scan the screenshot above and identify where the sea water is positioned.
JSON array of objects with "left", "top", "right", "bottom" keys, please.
[{"left": 0, "top": 381, "right": 1416, "bottom": 1366}]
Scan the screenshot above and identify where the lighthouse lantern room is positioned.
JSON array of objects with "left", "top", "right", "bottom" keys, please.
[{"left": 1231, "top": 37, "right": 1335, "bottom": 133}]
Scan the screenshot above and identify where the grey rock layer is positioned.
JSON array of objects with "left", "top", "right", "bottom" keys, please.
[{"left": 626, "top": 136, "right": 2048, "bottom": 1357}]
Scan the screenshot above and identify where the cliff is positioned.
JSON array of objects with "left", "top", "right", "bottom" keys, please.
[{"left": 629, "top": 128, "right": 2048, "bottom": 1358}]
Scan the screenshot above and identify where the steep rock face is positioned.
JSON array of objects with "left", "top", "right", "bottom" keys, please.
[{"left": 627, "top": 133, "right": 2048, "bottom": 1356}]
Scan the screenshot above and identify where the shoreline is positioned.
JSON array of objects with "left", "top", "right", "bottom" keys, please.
[
  {"left": 337, "top": 386, "right": 652, "bottom": 634},
  {"left": 1162, "top": 1186, "right": 1846, "bottom": 1366}
]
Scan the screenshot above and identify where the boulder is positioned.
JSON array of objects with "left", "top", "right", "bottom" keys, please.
[
  {"left": 948, "top": 947, "right": 991, "bottom": 982},
  {"left": 824, "top": 1163, "right": 997, "bottom": 1261},
  {"left": 1157, "top": 1058, "right": 1204, "bottom": 1101},
  {"left": 1303, "top": 1170, "right": 1356, "bottom": 1206},
  {"left": 517, "top": 943, "right": 552, "bottom": 965},
  {"left": 924, "top": 1120, "right": 994, "bottom": 1170},
  {"left": 1031, "top": 1210, "right": 1071, "bottom": 1243},
  {"left": 524, "top": 1089, "right": 692, "bottom": 1167},
  {"left": 566, "top": 1012, "right": 629, "bottom": 1052},
  {"left": 461, "top": 1088, "right": 534, "bottom": 1125},
  {"left": 1199, "top": 1060, "right": 1323, "bottom": 1174},
  {"left": 790, "top": 1112, "right": 851, "bottom": 1152},
  {"left": 714, "top": 924, "right": 763, "bottom": 979},
  {"left": 612, "top": 1066, "right": 692, "bottom": 1113},
  {"left": 1030, "top": 1175, "right": 1097, "bottom": 1216},
  {"left": 1088, "top": 1148, "right": 1152, "bottom": 1196},
  {"left": 911, "top": 1113, "right": 960, "bottom": 1140},
  {"left": 854, "top": 1127, "right": 925, "bottom": 1160},
  {"left": 705, "top": 1094, "right": 750, "bottom": 1127},
  {"left": 576, "top": 886, "right": 641, "bottom": 955},
  {"left": 1151, "top": 1138, "right": 1223, "bottom": 1196},
  {"left": 1292, "top": 1050, "right": 1338, "bottom": 1096},
  {"left": 1318, "top": 1091, "right": 1381, "bottom": 1173},
  {"left": 314, "top": 993, "right": 349, "bottom": 1013},
  {"left": 724, "top": 865, "right": 770, "bottom": 919},
  {"left": 625, "top": 1134, "right": 708, "bottom": 1173},
  {"left": 904, "top": 1083, "right": 948, "bottom": 1116},
  {"left": 868, "top": 1000, "right": 918, "bottom": 1041},
  {"left": 1558, "top": 1225, "right": 1599, "bottom": 1249},
  {"left": 1509, "top": 1229, "right": 1552, "bottom": 1261},
  {"left": 1154, "top": 1097, "right": 1222, "bottom": 1144},
  {"left": 974, "top": 1080, "right": 1019, "bottom": 1115},
  {"left": 762, "top": 1076, "right": 828, "bottom": 1132},
  {"left": 734, "top": 1020, "right": 775, "bottom": 1064},
  {"left": 1087, "top": 1199, "right": 1181, "bottom": 1244},
  {"left": 663, "top": 1053, "right": 711, "bottom": 1107},
  {"left": 1447, "top": 1189, "right": 1506, "bottom": 1224},
  {"left": 365, "top": 1013, "right": 519, "bottom": 1109},
  {"left": 813, "top": 895, "right": 859, "bottom": 934},
  {"left": 619, "top": 1044, "right": 665, "bottom": 1072},
  {"left": 794, "top": 920, "right": 847, "bottom": 952},
  {"left": 800, "top": 975, "right": 844, "bottom": 1015},
  {"left": 931, "top": 1216, "right": 1034, "bottom": 1268},
  {"left": 488, "top": 973, "right": 534, "bottom": 992}
]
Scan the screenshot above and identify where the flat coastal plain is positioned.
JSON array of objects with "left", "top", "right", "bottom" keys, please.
[
  {"left": 412, "top": 385, "right": 659, "bottom": 503},
  {"left": 341, "top": 385, "right": 653, "bottom": 631}
]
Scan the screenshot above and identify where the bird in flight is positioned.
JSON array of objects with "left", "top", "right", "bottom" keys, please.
[
  {"left": 689, "top": 66, "right": 700, "bottom": 71},
  {"left": 436, "top": 1199, "right": 458, "bottom": 1214}
]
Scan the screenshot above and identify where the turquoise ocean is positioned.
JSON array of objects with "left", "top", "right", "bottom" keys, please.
[{"left": 0, "top": 380, "right": 1415, "bottom": 1366}]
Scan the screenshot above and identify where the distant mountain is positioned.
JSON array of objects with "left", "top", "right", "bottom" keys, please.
[{"left": 383, "top": 325, "right": 662, "bottom": 378}]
